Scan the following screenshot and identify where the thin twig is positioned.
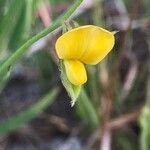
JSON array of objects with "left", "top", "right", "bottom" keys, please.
[{"left": 107, "top": 110, "right": 141, "bottom": 130}]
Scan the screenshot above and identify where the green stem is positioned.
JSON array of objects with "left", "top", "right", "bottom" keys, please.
[{"left": 0, "top": 0, "right": 83, "bottom": 75}]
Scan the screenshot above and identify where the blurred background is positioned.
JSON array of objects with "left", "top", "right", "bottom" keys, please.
[{"left": 0, "top": 0, "right": 149, "bottom": 149}]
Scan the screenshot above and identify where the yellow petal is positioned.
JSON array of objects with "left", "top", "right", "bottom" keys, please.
[
  {"left": 80, "top": 27, "right": 115, "bottom": 65},
  {"left": 56, "top": 26, "right": 90, "bottom": 60},
  {"left": 63, "top": 60, "right": 87, "bottom": 85},
  {"left": 55, "top": 25, "right": 115, "bottom": 65}
]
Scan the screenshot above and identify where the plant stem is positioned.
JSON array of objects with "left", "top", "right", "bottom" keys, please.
[{"left": 0, "top": 0, "right": 83, "bottom": 75}]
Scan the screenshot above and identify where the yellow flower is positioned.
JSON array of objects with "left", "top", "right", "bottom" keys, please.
[{"left": 55, "top": 25, "right": 115, "bottom": 85}]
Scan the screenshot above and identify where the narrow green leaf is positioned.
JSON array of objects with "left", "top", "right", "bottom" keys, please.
[
  {"left": 0, "top": 67, "right": 11, "bottom": 94},
  {"left": 140, "top": 106, "right": 150, "bottom": 150},
  {"left": 76, "top": 88, "right": 99, "bottom": 128},
  {"left": 9, "top": 0, "right": 34, "bottom": 51},
  {"left": 0, "top": 0, "right": 83, "bottom": 76},
  {"left": 139, "top": 77, "right": 150, "bottom": 150},
  {"left": 24, "top": 0, "right": 34, "bottom": 36},
  {"left": 0, "top": 0, "right": 25, "bottom": 52},
  {"left": 0, "top": 87, "right": 59, "bottom": 135}
]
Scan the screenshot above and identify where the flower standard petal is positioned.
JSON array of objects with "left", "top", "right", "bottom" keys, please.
[
  {"left": 79, "top": 26, "right": 115, "bottom": 65},
  {"left": 55, "top": 25, "right": 96, "bottom": 60},
  {"left": 63, "top": 60, "right": 87, "bottom": 85},
  {"left": 55, "top": 25, "right": 114, "bottom": 64}
]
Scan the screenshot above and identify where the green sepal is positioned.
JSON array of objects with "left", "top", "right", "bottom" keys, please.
[
  {"left": 62, "top": 20, "right": 80, "bottom": 34},
  {"left": 59, "top": 60, "right": 81, "bottom": 107}
]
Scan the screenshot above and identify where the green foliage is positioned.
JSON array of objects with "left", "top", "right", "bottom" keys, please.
[
  {"left": 49, "top": 0, "right": 68, "bottom": 5},
  {"left": 33, "top": 51, "right": 56, "bottom": 82},
  {"left": 0, "top": 0, "right": 83, "bottom": 136},
  {"left": 0, "top": 0, "right": 149, "bottom": 149},
  {"left": 0, "top": 0, "right": 24, "bottom": 53},
  {"left": 140, "top": 78, "right": 150, "bottom": 150},
  {"left": 76, "top": 88, "right": 100, "bottom": 129},
  {"left": 0, "top": 0, "right": 83, "bottom": 77},
  {"left": 140, "top": 106, "right": 150, "bottom": 150},
  {"left": 0, "top": 87, "right": 59, "bottom": 135},
  {"left": 9, "top": 0, "right": 34, "bottom": 51}
]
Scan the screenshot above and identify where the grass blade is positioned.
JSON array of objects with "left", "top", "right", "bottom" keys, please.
[
  {"left": 76, "top": 88, "right": 99, "bottom": 129},
  {"left": 0, "top": 87, "right": 59, "bottom": 135}
]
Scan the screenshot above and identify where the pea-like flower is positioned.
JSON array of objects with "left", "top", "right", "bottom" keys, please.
[{"left": 55, "top": 25, "right": 115, "bottom": 86}]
